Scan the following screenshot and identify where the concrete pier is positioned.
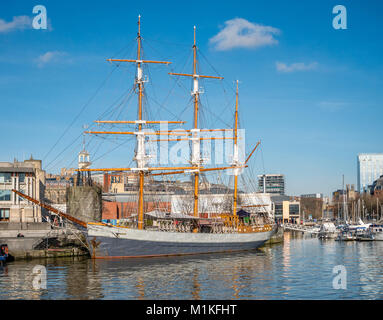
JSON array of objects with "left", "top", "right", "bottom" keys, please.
[
  {"left": 0, "top": 222, "right": 51, "bottom": 237},
  {"left": 10, "top": 247, "right": 89, "bottom": 260},
  {"left": 1, "top": 234, "right": 89, "bottom": 260},
  {"left": 0, "top": 222, "right": 89, "bottom": 260}
]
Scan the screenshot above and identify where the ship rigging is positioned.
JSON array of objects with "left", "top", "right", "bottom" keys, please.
[
  {"left": 13, "top": 16, "right": 276, "bottom": 258},
  {"left": 79, "top": 16, "right": 250, "bottom": 229}
]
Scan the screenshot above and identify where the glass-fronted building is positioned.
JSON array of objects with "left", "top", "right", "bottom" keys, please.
[
  {"left": 258, "top": 174, "right": 285, "bottom": 195},
  {"left": 271, "top": 195, "right": 300, "bottom": 224},
  {"left": 357, "top": 154, "right": 383, "bottom": 193}
]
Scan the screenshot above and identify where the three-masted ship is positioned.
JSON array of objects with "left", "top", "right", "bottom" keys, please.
[
  {"left": 74, "top": 16, "right": 277, "bottom": 258},
  {"left": 8, "top": 16, "right": 276, "bottom": 259}
]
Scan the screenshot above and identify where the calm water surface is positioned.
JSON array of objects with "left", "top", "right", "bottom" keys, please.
[{"left": 1, "top": 232, "right": 383, "bottom": 299}]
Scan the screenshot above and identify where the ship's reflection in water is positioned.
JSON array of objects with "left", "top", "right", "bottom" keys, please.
[{"left": 1, "top": 233, "right": 383, "bottom": 299}]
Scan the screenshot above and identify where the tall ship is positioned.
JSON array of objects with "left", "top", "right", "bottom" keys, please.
[{"left": 14, "top": 16, "right": 276, "bottom": 258}]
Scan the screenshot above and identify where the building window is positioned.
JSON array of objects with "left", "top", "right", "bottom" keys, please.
[
  {"left": 111, "top": 176, "right": 121, "bottom": 183},
  {"left": 0, "top": 190, "right": 11, "bottom": 201},
  {"left": 0, "top": 208, "right": 10, "bottom": 221},
  {"left": 0, "top": 173, "right": 11, "bottom": 183},
  {"left": 275, "top": 204, "right": 283, "bottom": 216},
  {"left": 289, "top": 204, "right": 300, "bottom": 215},
  {"left": 19, "top": 173, "right": 26, "bottom": 183}
]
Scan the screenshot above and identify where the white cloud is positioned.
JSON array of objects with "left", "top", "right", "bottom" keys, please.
[
  {"left": 36, "top": 51, "right": 68, "bottom": 67},
  {"left": 0, "top": 16, "right": 31, "bottom": 33},
  {"left": 276, "top": 62, "right": 318, "bottom": 73},
  {"left": 209, "top": 18, "right": 280, "bottom": 51}
]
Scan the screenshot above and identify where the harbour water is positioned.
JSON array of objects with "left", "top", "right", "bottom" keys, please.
[{"left": 1, "top": 232, "right": 383, "bottom": 300}]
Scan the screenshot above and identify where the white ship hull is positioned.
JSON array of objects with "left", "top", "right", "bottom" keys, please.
[{"left": 86, "top": 223, "right": 276, "bottom": 258}]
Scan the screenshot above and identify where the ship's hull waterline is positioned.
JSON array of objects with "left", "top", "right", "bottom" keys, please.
[{"left": 86, "top": 223, "right": 277, "bottom": 258}]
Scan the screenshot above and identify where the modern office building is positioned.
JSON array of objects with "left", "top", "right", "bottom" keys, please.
[
  {"left": 258, "top": 174, "right": 285, "bottom": 195},
  {"left": 271, "top": 195, "right": 300, "bottom": 224},
  {"left": 357, "top": 153, "right": 383, "bottom": 193}
]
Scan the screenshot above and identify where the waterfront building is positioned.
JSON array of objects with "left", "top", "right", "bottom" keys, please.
[
  {"left": 44, "top": 176, "right": 73, "bottom": 205},
  {"left": 102, "top": 192, "right": 171, "bottom": 220},
  {"left": 45, "top": 163, "right": 100, "bottom": 205},
  {"left": 103, "top": 172, "right": 139, "bottom": 193},
  {"left": 301, "top": 193, "right": 323, "bottom": 199},
  {"left": 271, "top": 195, "right": 300, "bottom": 224},
  {"left": 90, "top": 173, "right": 104, "bottom": 187},
  {"left": 357, "top": 153, "right": 383, "bottom": 193},
  {"left": 258, "top": 174, "right": 285, "bottom": 195},
  {"left": 60, "top": 167, "right": 76, "bottom": 177},
  {"left": 332, "top": 184, "right": 357, "bottom": 203},
  {"left": 370, "top": 175, "right": 383, "bottom": 196},
  {"left": 300, "top": 196, "right": 324, "bottom": 221},
  {"left": 332, "top": 189, "right": 346, "bottom": 203},
  {"left": 346, "top": 184, "right": 358, "bottom": 200},
  {"left": 0, "top": 157, "right": 45, "bottom": 222},
  {"left": 45, "top": 167, "right": 81, "bottom": 208},
  {"left": 284, "top": 201, "right": 300, "bottom": 224}
]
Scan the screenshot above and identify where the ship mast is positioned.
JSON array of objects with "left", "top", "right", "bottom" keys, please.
[
  {"left": 232, "top": 83, "right": 262, "bottom": 216},
  {"left": 136, "top": 15, "right": 145, "bottom": 230},
  {"left": 192, "top": 26, "right": 200, "bottom": 219},
  {"left": 233, "top": 80, "right": 240, "bottom": 217},
  {"left": 169, "top": 27, "right": 223, "bottom": 218},
  {"left": 80, "top": 20, "right": 254, "bottom": 229},
  {"left": 91, "top": 16, "right": 174, "bottom": 230}
]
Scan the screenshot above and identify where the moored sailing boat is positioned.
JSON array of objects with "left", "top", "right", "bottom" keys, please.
[
  {"left": 81, "top": 17, "right": 276, "bottom": 258},
  {"left": 80, "top": 17, "right": 277, "bottom": 258},
  {"left": 14, "top": 16, "right": 276, "bottom": 259},
  {"left": 318, "top": 221, "right": 338, "bottom": 240}
]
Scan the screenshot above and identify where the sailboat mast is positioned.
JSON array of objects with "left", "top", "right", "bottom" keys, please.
[
  {"left": 78, "top": 16, "right": 179, "bottom": 231},
  {"left": 233, "top": 80, "right": 239, "bottom": 217},
  {"left": 192, "top": 26, "right": 200, "bottom": 219},
  {"left": 193, "top": 26, "right": 198, "bottom": 128},
  {"left": 136, "top": 15, "right": 145, "bottom": 230},
  {"left": 342, "top": 174, "right": 347, "bottom": 223},
  {"left": 167, "top": 26, "right": 224, "bottom": 220},
  {"left": 137, "top": 15, "right": 143, "bottom": 124}
]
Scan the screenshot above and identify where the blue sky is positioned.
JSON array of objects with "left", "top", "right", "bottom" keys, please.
[{"left": 0, "top": 0, "right": 382, "bottom": 197}]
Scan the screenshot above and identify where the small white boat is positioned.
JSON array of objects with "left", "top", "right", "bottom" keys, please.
[
  {"left": 318, "top": 222, "right": 339, "bottom": 240},
  {"left": 347, "top": 219, "right": 371, "bottom": 232},
  {"left": 336, "top": 230, "right": 355, "bottom": 241},
  {"left": 356, "top": 232, "right": 375, "bottom": 241},
  {"left": 368, "top": 224, "right": 383, "bottom": 241}
]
